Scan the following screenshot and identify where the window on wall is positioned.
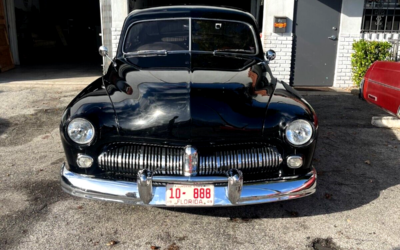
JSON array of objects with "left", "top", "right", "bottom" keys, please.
[{"left": 362, "top": 0, "right": 400, "bottom": 33}]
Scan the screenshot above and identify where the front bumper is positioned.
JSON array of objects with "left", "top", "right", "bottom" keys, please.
[{"left": 61, "top": 163, "right": 317, "bottom": 206}]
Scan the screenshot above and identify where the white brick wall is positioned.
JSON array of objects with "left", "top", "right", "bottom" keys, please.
[
  {"left": 333, "top": 34, "right": 361, "bottom": 88},
  {"left": 333, "top": 33, "right": 400, "bottom": 88},
  {"left": 100, "top": 0, "right": 112, "bottom": 71},
  {"left": 111, "top": 26, "right": 123, "bottom": 57},
  {"left": 264, "top": 33, "right": 293, "bottom": 82}
]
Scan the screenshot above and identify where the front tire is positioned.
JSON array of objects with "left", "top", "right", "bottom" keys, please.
[{"left": 359, "top": 79, "right": 365, "bottom": 100}]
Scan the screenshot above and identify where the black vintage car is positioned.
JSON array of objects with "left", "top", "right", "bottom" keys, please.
[{"left": 60, "top": 6, "right": 318, "bottom": 207}]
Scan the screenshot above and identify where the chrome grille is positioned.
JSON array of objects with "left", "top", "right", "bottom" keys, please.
[
  {"left": 98, "top": 144, "right": 184, "bottom": 175},
  {"left": 198, "top": 146, "right": 282, "bottom": 175},
  {"left": 98, "top": 144, "right": 282, "bottom": 176}
]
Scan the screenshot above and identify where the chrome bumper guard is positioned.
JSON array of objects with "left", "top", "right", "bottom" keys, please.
[{"left": 61, "top": 163, "right": 317, "bottom": 206}]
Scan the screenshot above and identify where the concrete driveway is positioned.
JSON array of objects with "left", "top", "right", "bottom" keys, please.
[{"left": 0, "top": 71, "right": 399, "bottom": 250}]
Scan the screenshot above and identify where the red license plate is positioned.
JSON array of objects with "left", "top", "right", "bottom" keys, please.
[{"left": 166, "top": 184, "right": 214, "bottom": 206}]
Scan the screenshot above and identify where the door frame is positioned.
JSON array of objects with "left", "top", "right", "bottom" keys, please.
[{"left": 4, "top": 0, "right": 19, "bottom": 65}]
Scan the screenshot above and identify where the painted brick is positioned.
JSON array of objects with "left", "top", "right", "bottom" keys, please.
[
  {"left": 341, "top": 68, "right": 351, "bottom": 73},
  {"left": 345, "top": 38, "right": 356, "bottom": 42},
  {"left": 264, "top": 33, "right": 293, "bottom": 83}
]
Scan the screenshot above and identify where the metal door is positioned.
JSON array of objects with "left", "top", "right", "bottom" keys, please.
[{"left": 293, "top": 0, "right": 342, "bottom": 86}]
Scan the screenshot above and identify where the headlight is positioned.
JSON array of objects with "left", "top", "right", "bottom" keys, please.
[
  {"left": 285, "top": 120, "right": 313, "bottom": 146},
  {"left": 67, "top": 118, "right": 95, "bottom": 144}
]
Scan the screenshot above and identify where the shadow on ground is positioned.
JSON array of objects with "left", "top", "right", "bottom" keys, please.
[
  {"left": 0, "top": 118, "right": 10, "bottom": 137},
  {"left": 0, "top": 180, "right": 70, "bottom": 248},
  {"left": 162, "top": 94, "right": 400, "bottom": 219}
]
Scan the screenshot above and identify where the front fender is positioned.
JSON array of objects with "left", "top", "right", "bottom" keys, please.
[{"left": 60, "top": 77, "right": 119, "bottom": 174}]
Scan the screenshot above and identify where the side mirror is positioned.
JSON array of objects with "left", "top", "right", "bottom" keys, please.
[
  {"left": 99, "top": 46, "right": 109, "bottom": 57},
  {"left": 99, "top": 45, "right": 117, "bottom": 69},
  {"left": 266, "top": 50, "right": 276, "bottom": 61}
]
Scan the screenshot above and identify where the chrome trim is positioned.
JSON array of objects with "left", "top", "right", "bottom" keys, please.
[
  {"left": 121, "top": 17, "right": 259, "bottom": 57},
  {"left": 189, "top": 18, "right": 192, "bottom": 51},
  {"left": 153, "top": 175, "right": 229, "bottom": 184},
  {"left": 226, "top": 169, "right": 243, "bottom": 204},
  {"left": 139, "top": 146, "right": 144, "bottom": 168},
  {"left": 61, "top": 163, "right": 317, "bottom": 207},
  {"left": 184, "top": 145, "right": 198, "bottom": 176},
  {"left": 161, "top": 148, "right": 166, "bottom": 175},
  {"left": 99, "top": 144, "right": 184, "bottom": 175},
  {"left": 369, "top": 79, "right": 400, "bottom": 92},
  {"left": 99, "top": 144, "right": 282, "bottom": 177},
  {"left": 137, "top": 169, "right": 153, "bottom": 204},
  {"left": 198, "top": 146, "right": 281, "bottom": 174}
]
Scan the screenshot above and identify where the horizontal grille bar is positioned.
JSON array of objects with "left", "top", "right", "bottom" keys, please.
[
  {"left": 198, "top": 146, "right": 282, "bottom": 175},
  {"left": 98, "top": 144, "right": 184, "bottom": 175}
]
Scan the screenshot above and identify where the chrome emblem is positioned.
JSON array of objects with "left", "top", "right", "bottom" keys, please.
[{"left": 184, "top": 145, "right": 198, "bottom": 177}]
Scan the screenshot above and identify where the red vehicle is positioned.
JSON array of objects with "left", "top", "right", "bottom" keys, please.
[{"left": 360, "top": 61, "right": 400, "bottom": 118}]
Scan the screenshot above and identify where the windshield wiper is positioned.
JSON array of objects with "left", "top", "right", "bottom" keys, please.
[
  {"left": 123, "top": 50, "right": 168, "bottom": 58},
  {"left": 213, "top": 49, "right": 254, "bottom": 54}
]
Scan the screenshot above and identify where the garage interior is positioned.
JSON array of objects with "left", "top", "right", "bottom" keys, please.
[
  {"left": 12, "top": 0, "right": 101, "bottom": 65},
  {"left": 1, "top": 0, "right": 263, "bottom": 73}
]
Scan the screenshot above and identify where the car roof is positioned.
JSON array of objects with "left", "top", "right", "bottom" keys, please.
[{"left": 125, "top": 5, "right": 257, "bottom": 26}]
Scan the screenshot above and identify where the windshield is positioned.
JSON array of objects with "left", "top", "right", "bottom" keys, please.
[
  {"left": 191, "top": 20, "right": 256, "bottom": 54},
  {"left": 123, "top": 18, "right": 257, "bottom": 56},
  {"left": 124, "top": 19, "right": 190, "bottom": 53}
]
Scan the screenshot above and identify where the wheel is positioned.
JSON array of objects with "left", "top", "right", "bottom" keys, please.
[{"left": 359, "top": 79, "right": 365, "bottom": 100}]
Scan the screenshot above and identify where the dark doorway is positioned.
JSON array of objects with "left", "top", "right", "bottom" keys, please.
[
  {"left": 14, "top": 0, "right": 101, "bottom": 65},
  {"left": 292, "top": 0, "right": 342, "bottom": 86}
]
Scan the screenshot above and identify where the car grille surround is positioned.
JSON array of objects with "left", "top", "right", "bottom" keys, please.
[{"left": 98, "top": 143, "right": 282, "bottom": 176}]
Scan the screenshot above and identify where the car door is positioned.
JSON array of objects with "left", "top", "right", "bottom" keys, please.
[{"left": 366, "top": 61, "right": 400, "bottom": 117}]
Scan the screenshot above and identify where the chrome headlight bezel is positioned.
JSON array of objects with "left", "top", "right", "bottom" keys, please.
[
  {"left": 67, "top": 118, "right": 95, "bottom": 145},
  {"left": 284, "top": 119, "right": 315, "bottom": 147}
]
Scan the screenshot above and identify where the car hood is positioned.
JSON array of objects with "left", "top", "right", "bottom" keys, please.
[{"left": 105, "top": 55, "right": 277, "bottom": 142}]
